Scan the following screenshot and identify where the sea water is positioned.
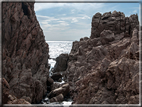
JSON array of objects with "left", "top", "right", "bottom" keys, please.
[
  {"left": 44, "top": 41, "right": 73, "bottom": 105},
  {"left": 46, "top": 41, "right": 73, "bottom": 69}
]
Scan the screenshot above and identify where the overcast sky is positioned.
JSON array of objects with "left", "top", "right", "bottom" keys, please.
[{"left": 34, "top": 3, "right": 140, "bottom": 41}]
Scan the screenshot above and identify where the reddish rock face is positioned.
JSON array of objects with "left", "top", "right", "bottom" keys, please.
[
  {"left": 1, "top": 78, "right": 31, "bottom": 104},
  {"left": 53, "top": 53, "right": 69, "bottom": 73},
  {"left": 64, "top": 11, "right": 140, "bottom": 104},
  {"left": 90, "top": 11, "right": 139, "bottom": 39},
  {"left": 2, "top": 2, "right": 49, "bottom": 103}
]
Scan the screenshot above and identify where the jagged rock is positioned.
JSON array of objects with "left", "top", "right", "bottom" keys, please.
[
  {"left": 51, "top": 82, "right": 61, "bottom": 91},
  {"left": 2, "top": 2, "right": 49, "bottom": 103},
  {"left": 1, "top": 78, "right": 31, "bottom": 104},
  {"left": 100, "top": 30, "right": 115, "bottom": 45},
  {"left": 48, "top": 83, "right": 70, "bottom": 99},
  {"left": 64, "top": 11, "right": 139, "bottom": 104},
  {"left": 53, "top": 54, "right": 69, "bottom": 72},
  {"left": 90, "top": 11, "right": 139, "bottom": 39}
]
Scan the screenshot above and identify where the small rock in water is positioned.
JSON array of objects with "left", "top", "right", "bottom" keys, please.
[
  {"left": 48, "top": 83, "right": 70, "bottom": 98},
  {"left": 50, "top": 94, "right": 64, "bottom": 103},
  {"left": 53, "top": 54, "right": 69, "bottom": 73}
]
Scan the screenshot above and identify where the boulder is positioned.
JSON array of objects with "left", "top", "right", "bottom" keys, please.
[
  {"left": 48, "top": 83, "right": 70, "bottom": 99},
  {"left": 51, "top": 73, "right": 62, "bottom": 81},
  {"left": 51, "top": 82, "right": 61, "bottom": 91},
  {"left": 53, "top": 54, "right": 69, "bottom": 72},
  {"left": 50, "top": 94, "right": 64, "bottom": 103}
]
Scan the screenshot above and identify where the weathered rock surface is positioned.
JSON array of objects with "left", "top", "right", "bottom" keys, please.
[
  {"left": 64, "top": 11, "right": 140, "bottom": 104},
  {"left": 53, "top": 54, "right": 69, "bottom": 73},
  {"left": 50, "top": 94, "right": 64, "bottom": 103},
  {"left": 2, "top": 2, "right": 49, "bottom": 103},
  {"left": 48, "top": 83, "right": 70, "bottom": 102},
  {"left": 91, "top": 11, "right": 139, "bottom": 39},
  {"left": 51, "top": 73, "right": 62, "bottom": 82},
  {"left": 1, "top": 78, "right": 31, "bottom": 104}
]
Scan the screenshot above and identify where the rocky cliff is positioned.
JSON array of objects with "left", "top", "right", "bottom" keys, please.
[
  {"left": 63, "top": 11, "right": 140, "bottom": 104},
  {"left": 2, "top": 2, "right": 50, "bottom": 103}
]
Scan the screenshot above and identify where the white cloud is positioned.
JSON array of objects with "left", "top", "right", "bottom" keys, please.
[
  {"left": 35, "top": 2, "right": 140, "bottom": 41},
  {"left": 81, "top": 15, "right": 91, "bottom": 19},
  {"left": 34, "top": 3, "right": 65, "bottom": 11},
  {"left": 35, "top": 3, "right": 105, "bottom": 12},
  {"left": 71, "top": 18, "right": 78, "bottom": 23},
  {"left": 132, "top": 10, "right": 137, "bottom": 13}
]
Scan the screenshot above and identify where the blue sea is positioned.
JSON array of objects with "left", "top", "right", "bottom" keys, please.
[{"left": 46, "top": 41, "right": 73, "bottom": 69}]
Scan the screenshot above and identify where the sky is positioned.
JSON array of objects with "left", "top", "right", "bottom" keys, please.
[{"left": 35, "top": 2, "right": 140, "bottom": 41}]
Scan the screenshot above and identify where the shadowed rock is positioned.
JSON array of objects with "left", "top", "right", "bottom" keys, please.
[
  {"left": 48, "top": 83, "right": 70, "bottom": 101},
  {"left": 1, "top": 78, "right": 31, "bottom": 104},
  {"left": 53, "top": 54, "right": 69, "bottom": 72},
  {"left": 2, "top": 2, "right": 49, "bottom": 103},
  {"left": 51, "top": 73, "right": 62, "bottom": 82}
]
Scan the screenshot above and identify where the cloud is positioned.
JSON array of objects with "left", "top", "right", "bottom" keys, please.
[
  {"left": 71, "top": 18, "right": 78, "bottom": 23},
  {"left": 35, "top": 3, "right": 105, "bottom": 12},
  {"left": 36, "top": 13, "right": 91, "bottom": 41},
  {"left": 34, "top": 3, "right": 65, "bottom": 11},
  {"left": 35, "top": 3, "right": 140, "bottom": 41},
  {"left": 82, "top": 15, "right": 91, "bottom": 19},
  {"left": 132, "top": 10, "right": 137, "bottom": 13}
]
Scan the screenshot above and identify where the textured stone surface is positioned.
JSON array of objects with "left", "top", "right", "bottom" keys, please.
[
  {"left": 64, "top": 11, "right": 140, "bottom": 104},
  {"left": 90, "top": 11, "right": 139, "bottom": 39},
  {"left": 48, "top": 83, "right": 70, "bottom": 99},
  {"left": 51, "top": 73, "right": 62, "bottom": 82},
  {"left": 50, "top": 94, "right": 64, "bottom": 103},
  {"left": 53, "top": 53, "right": 69, "bottom": 73},
  {"left": 1, "top": 78, "right": 31, "bottom": 104},
  {"left": 2, "top": 2, "right": 49, "bottom": 103}
]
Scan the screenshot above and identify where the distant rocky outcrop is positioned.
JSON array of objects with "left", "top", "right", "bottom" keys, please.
[
  {"left": 91, "top": 11, "right": 139, "bottom": 39},
  {"left": 52, "top": 53, "right": 69, "bottom": 73},
  {"left": 63, "top": 11, "right": 140, "bottom": 104},
  {"left": 2, "top": 2, "right": 50, "bottom": 103}
]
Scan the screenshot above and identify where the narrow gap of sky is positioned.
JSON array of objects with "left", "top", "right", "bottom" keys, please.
[{"left": 35, "top": 3, "right": 140, "bottom": 41}]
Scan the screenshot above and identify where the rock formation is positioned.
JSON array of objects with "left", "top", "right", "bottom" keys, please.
[
  {"left": 2, "top": 2, "right": 50, "bottom": 103},
  {"left": 63, "top": 11, "right": 140, "bottom": 104},
  {"left": 91, "top": 11, "right": 139, "bottom": 39},
  {"left": 51, "top": 73, "right": 62, "bottom": 82},
  {"left": 48, "top": 83, "right": 70, "bottom": 102},
  {"left": 53, "top": 53, "right": 69, "bottom": 73},
  {"left": 1, "top": 78, "right": 31, "bottom": 104}
]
